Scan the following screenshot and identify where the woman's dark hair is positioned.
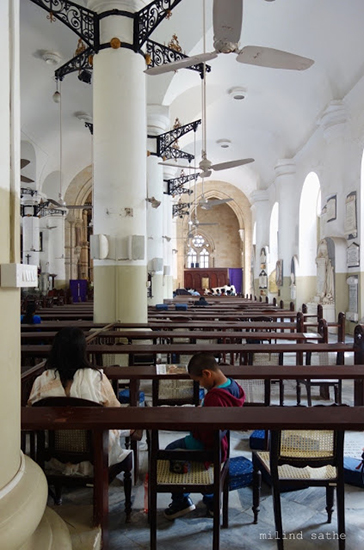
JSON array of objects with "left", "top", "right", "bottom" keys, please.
[
  {"left": 46, "top": 327, "right": 100, "bottom": 386},
  {"left": 188, "top": 352, "right": 219, "bottom": 377},
  {"left": 22, "top": 302, "right": 37, "bottom": 324}
]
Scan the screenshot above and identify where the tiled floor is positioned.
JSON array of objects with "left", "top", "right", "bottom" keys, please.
[{"left": 48, "top": 338, "right": 364, "bottom": 549}]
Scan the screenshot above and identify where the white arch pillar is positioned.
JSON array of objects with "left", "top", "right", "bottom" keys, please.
[
  {"left": 146, "top": 106, "right": 169, "bottom": 305},
  {"left": 90, "top": 0, "right": 148, "bottom": 323},
  {"left": 250, "top": 190, "right": 270, "bottom": 296},
  {"left": 275, "top": 159, "right": 296, "bottom": 303}
]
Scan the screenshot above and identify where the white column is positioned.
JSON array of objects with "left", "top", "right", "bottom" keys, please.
[
  {"left": 46, "top": 211, "right": 67, "bottom": 287},
  {"left": 275, "top": 159, "right": 296, "bottom": 303},
  {"left": 163, "top": 165, "right": 178, "bottom": 295},
  {"left": 318, "top": 100, "right": 348, "bottom": 239},
  {"left": 147, "top": 106, "right": 169, "bottom": 305},
  {"left": 0, "top": 2, "right": 69, "bottom": 548},
  {"left": 22, "top": 207, "right": 40, "bottom": 268},
  {"left": 90, "top": 1, "right": 147, "bottom": 323},
  {"left": 250, "top": 190, "right": 270, "bottom": 292}
]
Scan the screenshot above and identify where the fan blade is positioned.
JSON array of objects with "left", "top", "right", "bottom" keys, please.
[
  {"left": 213, "top": 0, "right": 242, "bottom": 52},
  {"left": 159, "top": 162, "right": 199, "bottom": 170},
  {"left": 201, "top": 198, "right": 232, "bottom": 209},
  {"left": 145, "top": 52, "right": 217, "bottom": 75},
  {"left": 196, "top": 222, "right": 219, "bottom": 226},
  {"left": 21, "top": 159, "right": 30, "bottom": 169},
  {"left": 237, "top": 46, "right": 314, "bottom": 71},
  {"left": 211, "top": 158, "right": 254, "bottom": 171},
  {"left": 21, "top": 175, "right": 34, "bottom": 183}
]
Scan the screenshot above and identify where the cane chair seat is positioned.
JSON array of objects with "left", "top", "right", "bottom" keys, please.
[
  {"left": 156, "top": 459, "right": 215, "bottom": 485},
  {"left": 252, "top": 422, "right": 345, "bottom": 550}
]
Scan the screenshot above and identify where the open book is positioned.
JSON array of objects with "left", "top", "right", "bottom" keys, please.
[{"left": 156, "top": 364, "right": 188, "bottom": 375}]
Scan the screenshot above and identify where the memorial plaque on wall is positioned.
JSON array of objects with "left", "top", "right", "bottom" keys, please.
[
  {"left": 346, "top": 275, "right": 359, "bottom": 322},
  {"left": 345, "top": 191, "right": 357, "bottom": 239},
  {"left": 347, "top": 242, "right": 360, "bottom": 268},
  {"left": 326, "top": 194, "right": 337, "bottom": 222}
]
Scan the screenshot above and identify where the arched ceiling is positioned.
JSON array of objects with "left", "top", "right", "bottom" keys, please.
[{"left": 20, "top": 0, "right": 364, "bottom": 201}]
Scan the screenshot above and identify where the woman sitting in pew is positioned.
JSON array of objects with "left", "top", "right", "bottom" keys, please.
[
  {"left": 21, "top": 301, "right": 41, "bottom": 325},
  {"left": 27, "top": 326, "right": 141, "bottom": 473}
]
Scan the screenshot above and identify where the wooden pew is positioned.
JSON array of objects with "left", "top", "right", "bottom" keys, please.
[{"left": 21, "top": 404, "right": 364, "bottom": 550}]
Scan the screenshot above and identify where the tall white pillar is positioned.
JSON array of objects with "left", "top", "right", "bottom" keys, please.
[
  {"left": 90, "top": 1, "right": 148, "bottom": 323},
  {"left": 22, "top": 207, "right": 40, "bottom": 268},
  {"left": 0, "top": 2, "right": 71, "bottom": 548},
  {"left": 275, "top": 159, "right": 296, "bottom": 304},
  {"left": 147, "top": 106, "right": 169, "bottom": 305},
  {"left": 250, "top": 190, "right": 270, "bottom": 296},
  {"left": 46, "top": 211, "right": 67, "bottom": 287},
  {"left": 163, "top": 165, "right": 178, "bottom": 295}
]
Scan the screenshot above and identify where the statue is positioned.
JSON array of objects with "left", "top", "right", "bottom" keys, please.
[{"left": 315, "top": 239, "right": 334, "bottom": 303}]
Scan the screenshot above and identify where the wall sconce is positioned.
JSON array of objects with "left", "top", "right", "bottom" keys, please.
[
  {"left": 172, "top": 248, "right": 178, "bottom": 254},
  {"left": 162, "top": 235, "right": 171, "bottom": 242}
]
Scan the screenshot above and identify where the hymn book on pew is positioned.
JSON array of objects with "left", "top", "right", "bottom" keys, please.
[{"left": 156, "top": 364, "right": 188, "bottom": 375}]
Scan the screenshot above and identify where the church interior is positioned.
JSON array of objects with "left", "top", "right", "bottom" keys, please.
[{"left": 2, "top": 0, "right": 364, "bottom": 548}]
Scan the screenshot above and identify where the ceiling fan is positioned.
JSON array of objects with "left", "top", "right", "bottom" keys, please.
[
  {"left": 199, "top": 196, "right": 233, "bottom": 210},
  {"left": 159, "top": 1, "right": 254, "bottom": 179},
  {"left": 146, "top": 0, "right": 314, "bottom": 76},
  {"left": 20, "top": 159, "right": 34, "bottom": 184}
]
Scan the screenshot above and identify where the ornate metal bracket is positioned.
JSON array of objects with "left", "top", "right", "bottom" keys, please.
[
  {"left": 29, "top": 0, "right": 98, "bottom": 50},
  {"left": 85, "top": 122, "right": 93, "bottom": 135},
  {"left": 55, "top": 46, "right": 94, "bottom": 81},
  {"left": 165, "top": 173, "right": 197, "bottom": 197},
  {"left": 145, "top": 40, "right": 211, "bottom": 78},
  {"left": 135, "top": 0, "right": 183, "bottom": 48},
  {"left": 172, "top": 202, "right": 190, "bottom": 218},
  {"left": 149, "top": 119, "right": 201, "bottom": 162}
]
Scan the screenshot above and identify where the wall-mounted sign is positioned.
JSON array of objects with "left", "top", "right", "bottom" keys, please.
[
  {"left": 345, "top": 191, "right": 357, "bottom": 239},
  {"left": 347, "top": 242, "right": 360, "bottom": 268},
  {"left": 326, "top": 194, "right": 337, "bottom": 222}
]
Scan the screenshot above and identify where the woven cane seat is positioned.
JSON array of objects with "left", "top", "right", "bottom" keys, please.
[
  {"left": 156, "top": 459, "right": 215, "bottom": 485},
  {"left": 256, "top": 452, "right": 337, "bottom": 480}
]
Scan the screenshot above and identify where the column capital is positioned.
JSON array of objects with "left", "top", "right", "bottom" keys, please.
[
  {"left": 249, "top": 189, "right": 269, "bottom": 205},
  {"left": 274, "top": 159, "right": 296, "bottom": 178},
  {"left": 147, "top": 105, "right": 170, "bottom": 136},
  {"left": 318, "top": 100, "right": 347, "bottom": 141}
]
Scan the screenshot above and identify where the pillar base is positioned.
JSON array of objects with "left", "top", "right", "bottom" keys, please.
[
  {"left": 0, "top": 454, "right": 47, "bottom": 550},
  {"left": 20, "top": 507, "right": 72, "bottom": 550}
]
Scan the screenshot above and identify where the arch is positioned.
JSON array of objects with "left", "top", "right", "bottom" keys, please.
[
  {"left": 298, "top": 172, "right": 321, "bottom": 277},
  {"left": 177, "top": 179, "right": 252, "bottom": 294}
]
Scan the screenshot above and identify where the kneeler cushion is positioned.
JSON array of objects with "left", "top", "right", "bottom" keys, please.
[
  {"left": 344, "top": 457, "right": 364, "bottom": 488},
  {"left": 229, "top": 456, "right": 253, "bottom": 491}
]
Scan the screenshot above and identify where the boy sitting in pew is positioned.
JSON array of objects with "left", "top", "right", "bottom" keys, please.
[{"left": 164, "top": 352, "right": 245, "bottom": 519}]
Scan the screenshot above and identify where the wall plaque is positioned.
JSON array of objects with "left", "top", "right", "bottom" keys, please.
[
  {"left": 345, "top": 191, "right": 357, "bottom": 239},
  {"left": 347, "top": 242, "right": 360, "bottom": 268}
]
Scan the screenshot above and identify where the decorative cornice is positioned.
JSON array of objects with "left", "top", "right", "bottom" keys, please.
[
  {"left": 318, "top": 100, "right": 347, "bottom": 141},
  {"left": 249, "top": 189, "right": 269, "bottom": 204}
]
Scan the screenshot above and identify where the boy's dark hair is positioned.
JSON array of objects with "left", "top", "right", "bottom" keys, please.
[{"left": 188, "top": 352, "right": 219, "bottom": 377}]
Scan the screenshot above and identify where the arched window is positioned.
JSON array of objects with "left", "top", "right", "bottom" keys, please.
[{"left": 186, "top": 234, "right": 210, "bottom": 268}]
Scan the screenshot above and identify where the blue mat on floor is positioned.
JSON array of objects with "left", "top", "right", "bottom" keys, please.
[
  {"left": 249, "top": 430, "right": 266, "bottom": 450},
  {"left": 119, "top": 389, "right": 145, "bottom": 405},
  {"left": 229, "top": 456, "right": 253, "bottom": 491},
  {"left": 344, "top": 457, "right": 364, "bottom": 488}
]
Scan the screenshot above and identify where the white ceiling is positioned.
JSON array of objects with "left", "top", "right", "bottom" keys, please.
[{"left": 20, "top": 0, "right": 364, "bottom": 201}]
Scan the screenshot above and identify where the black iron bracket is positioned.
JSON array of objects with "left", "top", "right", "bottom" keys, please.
[
  {"left": 165, "top": 173, "right": 197, "bottom": 197},
  {"left": 85, "top": 122, "right": 93, "bottom": 135},
  {"left": 145, "top": 40, "right": 211, "bottom": 78},
  {"left": 149, "top": 119, "right": 201, "bottom": 159},
  {"left": 135, "top": 0, "right": 183, "bottom": 48},
  {"left": 55, "top": 46, "right": 94, "bottom": 81},
  {"left": 172, "top": 202, "right": 190, "bottom": 218},
  {"left": 29, "top": 0, "right": 98, "bottom": 50}
]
